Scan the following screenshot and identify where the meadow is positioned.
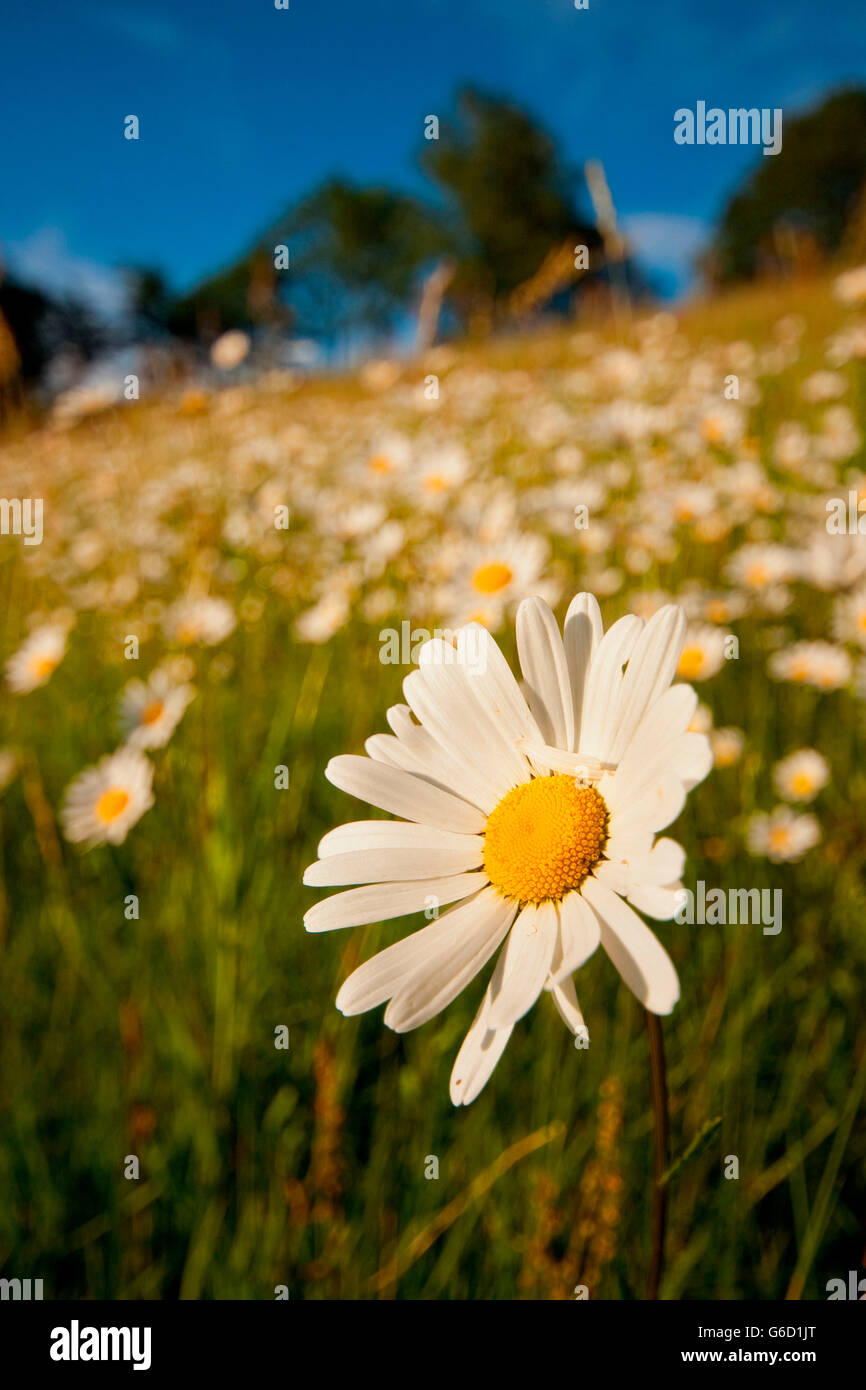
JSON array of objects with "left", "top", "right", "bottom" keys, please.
[{"left": 0, "top": 271, "right": 864, "bottom": 1300}]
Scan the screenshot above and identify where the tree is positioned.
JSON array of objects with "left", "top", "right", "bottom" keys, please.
[
  {"left": 420, "top": 87, "right": 600, "bottom": 324},
  {"left": 272, "top": 179, "right": 447, "bottom": 352},
  {"left": 710, "top": 88, "right": 866, "bottom": 284}
]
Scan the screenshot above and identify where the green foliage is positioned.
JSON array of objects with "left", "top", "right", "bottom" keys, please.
[
  {"left": 712, "top": 87, "right": 866, "bottom": 283},
  {"left": 421, "top": 87, "right": 598, "bottom": 318}
]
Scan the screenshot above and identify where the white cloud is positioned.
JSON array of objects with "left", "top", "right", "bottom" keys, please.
[
  {"left": 2, "top": 229, "right": 132, "bottom": 324},
  {"left": 621, "top": 213, "right": 711, "bottom": 296}
]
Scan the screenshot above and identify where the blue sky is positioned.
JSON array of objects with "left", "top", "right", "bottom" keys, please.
[{"left": 2, "top": 0, "right": 865, "bottom": 309}]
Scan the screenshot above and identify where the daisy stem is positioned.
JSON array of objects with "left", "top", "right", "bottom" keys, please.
[{"left": 645, "top": 1009, "right": 669, "bottom": 1300}]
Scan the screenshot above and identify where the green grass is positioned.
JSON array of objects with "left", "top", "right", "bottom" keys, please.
[{"left": 0, "top": 273, "right": 864, "bottom": 1299}]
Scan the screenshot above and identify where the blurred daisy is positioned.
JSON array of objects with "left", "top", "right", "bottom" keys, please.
[
  {"left": 772, "top": 749, "right": 829, "bottom": 803},
  {"left": 210, "top": 330, "right": 250, "bottom": 371},
  {"left": 711, "top": 727, "right": 744, "bottom": 768},
  {"left": 443, "top": 532, "right": 553, "bottom": 628},
  {"left": 295, "top": 589, "right": 351, "bottom": 644},
  {"left": 747, "top": 806, "right": 820, "bottom": 863},
  {"left": 832, "top": 584, "right": 866, "bottom": 649},
  {"left": 726, "top": 544, "right": 796, "bottom": 592},
  {"left": 119, "top": 668, "right": 195, "bottom": 750},
  {"left": 363, "top": 431, "right": 412, "bottom": 480},
  {"left": 61, "top": 748, "right": 154, "bottom": 848},
  {"left": 676, "top": 624, "right": 729, "bottom": 682},
  {"left": 768, "top": 641, "right": 852, "bottom": 691},
  {"left": 5, "top": 623, "right": 69, "bottom": 694},
  {"left": 304, "top": 593, "right": 711, "bottom": 1105},
  {"left": 164, "top": 597, "right": 236, "bottom": 647},
  {"left": 688, "top": 702, "right": 714, "bottom": 735},
  {"left": 833, "top": 265, "right": 866, "bottom": 308}
]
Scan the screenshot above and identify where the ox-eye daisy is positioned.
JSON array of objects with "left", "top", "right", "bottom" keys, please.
[
  {"left": 747, "top": 806, "right": 820, "bottom": 863},
  {"left": 119, "top": 667, "right": 195, "bottom": 750},
  {"left": 61, "top": 748, "right": 154, "bottom": 848},
  {"left": 772, "top": 749, "right": 829, "bottom": 804},
  {"left": 304, "top": 593, "right": 712, "bottom": 1105},
  {"left": 5, "top": 622, "right": 69, "bottom": 694}
]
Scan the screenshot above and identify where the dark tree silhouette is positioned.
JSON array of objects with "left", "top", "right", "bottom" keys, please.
[
  {"left": 710, "top": 88, "right": 866, "bottom": 284},
  {"left": 420, "top": 87, "right": 600, "bottom": 324}
]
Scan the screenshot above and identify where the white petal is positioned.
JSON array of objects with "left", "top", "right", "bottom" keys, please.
[
  {"left": 563, "top": 592, "right": 603, "bottom": 750},
  {"left": 487, "top": 901, "right": 558, "bottom": 1029},
  {"left": 368, "top": 721, "right": 489, "bottom": 812},
  {"left": 579, "top": 615, "right": 643, "bottom": 762},
  {"left": 627, "top": 836, "right": 686, "bottom": 885},
  {"left": 608, "top": 768, "right": 687, "bottom": 835},
  {"left": 615, "top": 685, "right": 697, "bottom": 789},
  {"left": 417, "top": 639, "right": 530, "bottom": 788},
  {"left": 608, "top": 606, "right": 687, "bottom": 762},
  {"left": 325, "top": 754, "right": 485, "bottom": 833},
  {"left": 516, "top": 597, "right": 575, "bottom": 751},
  {"left": 669, "top": 732, "right": 713, "bottom": 790},
  {"left": 384, "top": 890, "right": 516, "bottom": 1032},
  {"left": 626, "top": 881, "right": 685, "bottom": 921},
  {"left": 609, "top": 733, "right": 710, "bottom": 814},
  {"left": 549, "top": 974, "right": 589, "bottom": 1037},
  {"left": 403, "top": 663, "right": 508, "bottom": 810},
  {"left": 582, "top": 876, "right": 680, "bottom": 1014},
  {"left": 457, "top": 624, "right": 545, "bottom": 752},
  {"left": 450, "top": 990, "right": 514, "bottom": 1106},
  {"left": 335, "top": 885, "right": 503, "bottom": 1016},
  {"left": 304, "top": 872, "right": 486, "bottom": 932},
  {"left": 549, "top": 892, "right": 601, "bottom": 984},
  {"left": 304, "top": 844, "right": 484, "bottom": 886},
  {"left": 317, "top": 820, "right": 484, "bottom": 859}
]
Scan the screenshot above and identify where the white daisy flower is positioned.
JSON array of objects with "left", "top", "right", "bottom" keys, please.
[
  {"left": 832, "top": 584, "right": 866, "bottom": 649},
  {"left": 119, "top": 668, "right": 195, "bottom": 750},
  {"left": 210, "top": 329, "right": 250, "bottom": 371},
  {"left": 725, "top": 543, "right": 797, "bottom": 592},
  {"left": 747, "top": 806, "right": 821, "bottom": 863},
  {"left": 5, "top": 622, "right": 69, "bottom": 694},
  {"left": 772, "top": 749, "right": 830, "bottom": 803},
  {"left": 711, "top": 727, "right": 744, "bottom": 767},
  {"left": 60, "top": 748, "right": 154, "bottom": 847},
  {"left": 442, "top": 531, "right": 554, "bottom": 629},
  {"left": 164, "top": 597, "right": 236, "bottom": 647},
  {"left": 676, "top": 624, "right": 729, "bottom": 682},
  {"left": 833, "top": 265, "right": 866, "bottom": 308},
  {"left": 768, "top": 641, "right": 852, "bottom": 691},
  {"left": 304, "top": 593, "right": 712, "bottom": 1105}
]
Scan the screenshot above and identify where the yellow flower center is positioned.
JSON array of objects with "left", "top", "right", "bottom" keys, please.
[
  {"left": 368, "top": 454, "right": 392, "bottom": 474},
  {"left": 768, "top": 826, "right": 791, "bottom": 853},
  {"left": 30, "top": 654, "right": 58, "bottom": 680},
  {"left": 745, "top": 563, "right": 769, "bottom": 587},
  {"left": 677, "top": 645, "right": 706, "bottom": 680},
  {"left": 142, "top": 701, "right": 164, "bottom": 726},
  {"left": 96, "top": 788, "right": 130, "bottom": 823},
  {"left": 175, "top": 620, "right": 200, "bottom": 644},
  {"left": 423, "top": 473, "right": 448, "bottom": 492},
  {"left": 790, "top": 772, "right": 814, "bottom": 798},
  {"left": 471, "top": 562, "right": 513, "bottom": 595},
  {"left": 484, "top": 775, "right": 608, "bottom": 906}
]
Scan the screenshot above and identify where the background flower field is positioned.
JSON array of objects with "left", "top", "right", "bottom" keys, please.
[{"left": 0, "top": 273, "right": 864, "bottom": 1299}]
